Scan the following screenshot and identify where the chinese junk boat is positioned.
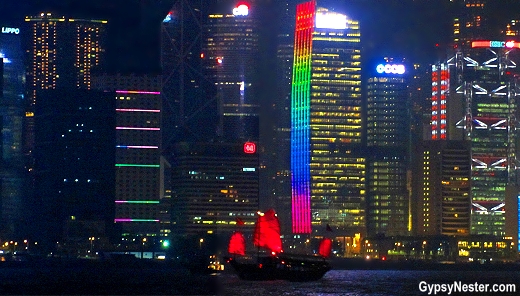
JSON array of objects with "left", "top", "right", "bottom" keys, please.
[{"left": 225, "top": 209, "right": 331, "bottom": 281}]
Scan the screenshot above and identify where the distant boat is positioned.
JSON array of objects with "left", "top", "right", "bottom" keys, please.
[{"left": 225, "top": 209, "right": 331, "bottom": 281}]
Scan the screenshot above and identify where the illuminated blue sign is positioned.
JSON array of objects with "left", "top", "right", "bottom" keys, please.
[
  {"left": 376, "top": 64, "right": 405, "bottom": 75},
  {"left": 0, "top": 53, "right": 11, "bottom": 64},
  {"left": 1, "top": 27, "right": 20, "bottom": 34},
  {"left": 233, "top": 4, "right": 249, "bottom": 16}
]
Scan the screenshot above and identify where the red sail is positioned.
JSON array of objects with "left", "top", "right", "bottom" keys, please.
[
  {"left": 228, "top": 231, "right": 246, "bottom": 256},
  {"left": 318, "top": 238, "right": 332, "bottom": 258},
  {"left": 253, "top": 209, "right": 283, "bottom": 253}
]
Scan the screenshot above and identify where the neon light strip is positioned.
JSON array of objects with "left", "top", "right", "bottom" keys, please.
[
  {"left": 116, "top": 109, "right": 160, "bottom": 113},
  {"left": 115, "top": 201, "right": 160, "bottom": 204},
  {"left": 116, "top": 127, "right": 160, "bottom": 130},
  {"left": 116, "top": 90, "right": 160, "bottom": 95},
  {"left": 116, "top": 145, "right": 158, "bottom": 149},
  {"left": 115, "top": 164, "right": 160, "bottom": 167},
  {"left": 472, "top": 40, "right": 520, "bottom": 49},
  {"left": 431, "top": 64, "right": 449, "bottom": 140},
  {"left": 114, "top": 219, "right": 160, "bottom": 222},
  {"left": 290, "top": 0, "right": 315, "bottom": 234}
]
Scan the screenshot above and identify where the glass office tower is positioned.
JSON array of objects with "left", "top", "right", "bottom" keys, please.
[
  {"left": 0, "top": 23, "right": 25, "bottom": 238},
  {"left": 204, "top": 2, "right": 260, "bottom": 141},
  {"left": 291, "top": 0, "right": 364, "bottom": 237},
  {"left": 366, "top": 62, "right": 409, "bottom": 236}
]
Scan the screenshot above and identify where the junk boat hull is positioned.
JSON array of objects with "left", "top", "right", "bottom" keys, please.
[
  {"left": 226, "top": 254, "right": 331, "bottom": 282},
  {"left": 226, "top": 209, "right": 332, "bottom": 281}
]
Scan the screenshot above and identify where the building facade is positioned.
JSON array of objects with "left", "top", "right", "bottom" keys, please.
[
  {"left": 0, "top": 23, "right": 25, "bottom": 238},
  {"left": 33, "top": 89, "right": 115, "bottom": 250},
  {"left": 291, "top": 0, "right": 364, "bottom": 237},
  {"left": 170, "top": 142, "right": 259, "bottom": 237},
  {"left": 366, "top": 61, "right": 409, "bottom": 237},
  {"left": 413, "top": 140, "right": 471, "bottom": 236},
  {"left": 92, "top": 74, "right": 166, "bottom": 238},
  {"left": 203, "top": 2, "right": 260, "bottom": 141},
  {"left": 23, "top": 13, "right": 107, "bottom": 160},
  {"left": 448, "top": 41, "right": 520, "bottom": 236}
]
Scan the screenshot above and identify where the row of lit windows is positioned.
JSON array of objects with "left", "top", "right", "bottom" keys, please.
[
  {"left": 311, "top": 98, "right": 362, "bottom": 104},
  {"left": 311, "top": 105, "right": 361, "bottom": 111},
  {"left": 313, "top": 66, "right": 360, "bottom": 72},
  {"left": 312, "top": 79, "right": 361, "bottom": 86},
  {"left": 312, "top": 86, "right": 361, "bottom": 92},
  {"left": 368, "top": 77, "right": 405, "bottom": 83},
  {"left": 308, "top": 120, "right": 359, "bottom": 127},
  {"left": 310, "top": 160, "right": 365, "bottom": 167},
  {"left": 313, "top": 37, "right": 360, "bottom": 43},
  {"left": 312, "top": 73, "right": 361, "bottom": 79}
]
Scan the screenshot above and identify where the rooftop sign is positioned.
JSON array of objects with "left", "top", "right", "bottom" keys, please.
[
  {"left": 1, "top": 27, "right": 20, "bottom": 34},
  {"left": 233, "top": 4, "right": 249, "bottom": 16},
  {"left": 472, "top": 40, "right": 520, "bottom": 49},
  {"left": 315, "top": 9, "right": 347, "bottom": 29},
  {"left": 376, "top": 64, "right": 406, "bottom": 75},
  {"left": 244, "top": 142, "right": 256, "bottom": 154}
]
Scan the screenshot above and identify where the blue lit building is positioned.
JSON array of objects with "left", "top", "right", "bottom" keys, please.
[{"left": 0, "top": 23, "right": 25, "bottom": 238}]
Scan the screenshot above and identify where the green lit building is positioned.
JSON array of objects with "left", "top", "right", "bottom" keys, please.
[
  {"left": 452, "top": 41, "right": 520, "bottom": 236},
  {"left": 291, "top": 0, "right": 364, "bottom": 237}
]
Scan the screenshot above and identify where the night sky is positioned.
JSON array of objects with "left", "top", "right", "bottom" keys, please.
[
  {"left": 1, "top": 0, "right": 458, "bottom": 70},
  {"left": 3, "top": 0, "right": 520, "bottom": 71}
]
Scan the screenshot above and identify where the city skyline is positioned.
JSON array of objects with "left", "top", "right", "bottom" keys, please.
[
  {"left": 2, "top": 0, "right": 520, "bottom": 249},
  {"left": 3, "top": 2, "right": 520, "bottom": 294},
  {"left": 0, "top": 0, "right": 475, "bottom": 70}
]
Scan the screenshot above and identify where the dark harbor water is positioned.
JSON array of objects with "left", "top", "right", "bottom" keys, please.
[
  {"left": 2, "top": 259, "right": 520, "bottom": 295},
  {"left": 218, "top": 269, "right": 520, "bottom": 295}
]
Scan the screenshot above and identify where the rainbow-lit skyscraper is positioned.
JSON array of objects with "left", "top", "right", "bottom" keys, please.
[{"left": 291, "top": 0, "right": 364, "bottom": 237}]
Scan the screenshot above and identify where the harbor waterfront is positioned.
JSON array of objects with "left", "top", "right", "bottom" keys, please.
[
  {"left": 218, "top": 269, "right": 520, "bottom": 295},
  {"left": 1, "top": 256, "right": 520, "bottom": 295}
]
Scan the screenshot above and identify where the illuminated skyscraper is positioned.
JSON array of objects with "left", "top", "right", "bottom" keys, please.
[
  {"left": 161, "top": 0, "right": 208, "bottom": 144},
  {"left": 261, "top": 0, "right": 296, "bottom": 231},
  {"left": 366, "top": 61, "right": 409, "bottom": 236},
  {"left": 203, "top": 2, "right": 259, "bottom": 141},
  {"left": 23, "top": 13, "right": 107, "bottom": 175},
  {"left": 452, "top": 0, "right": 487, "bottom": 50},
  {"left": 413, "top": 141, "right": 471, "bottom": 236},
  {"left": 24, "top": 13, "right": 107, "bottom": 89},
  {"left": 450, "top": 1, "right": 520, "bottom": 237},
  {"left": 92, "top": 74, "right": 166, "bottom": 238},
  {"left": 421, "top": 1, "right": 520, "bottom": 239},
  {"left": 291, "top": 1, "right": 363, "bottom": 236},
  {"left": 171, "top": 142, "right": 259, "bottom": 237},
  {"left": 0, "top": 23, "right": 25, "bottom": 238},
  {"left": 451, "top": 41, "right": 520, "bottom": 236}
]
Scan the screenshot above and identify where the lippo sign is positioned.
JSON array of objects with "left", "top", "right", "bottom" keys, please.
[{"left": 1, "top": 27, "right": 20, "bottom": 34}]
